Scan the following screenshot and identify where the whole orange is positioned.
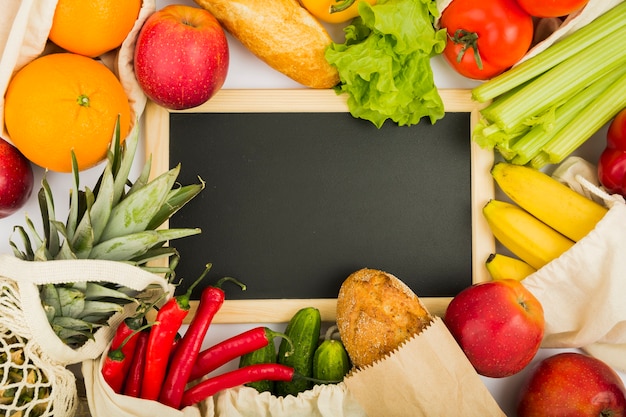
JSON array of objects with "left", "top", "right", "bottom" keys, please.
[
  {"left": 49, "top": 0, "right": 142, "bottom": 57},
  {"left": 3, "top": 53, "right": 131, "bottom": 173}
]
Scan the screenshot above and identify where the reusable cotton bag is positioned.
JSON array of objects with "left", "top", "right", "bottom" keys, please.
[
  {"left": 521, "top": 164, "right": 626, "bottom": 371},
  {"left": 0, "top": 0, "right": 154, "bottom": 141},
  {"left": 0, "top": 255, "right": 169, "bottom": 417}
]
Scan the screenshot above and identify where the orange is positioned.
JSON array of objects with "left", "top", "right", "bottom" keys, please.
[
  {"left": 3, "top": 53, "right": 131, "bottom": 173},
  {"left": 49, "top": 0, "right": 142, "bottom": 57}
]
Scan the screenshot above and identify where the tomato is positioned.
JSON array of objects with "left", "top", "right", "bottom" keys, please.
[
  {"left": 598, "top": 108, "right": 626, "bottom": 196},
  {"left": 440, "top": 0, "right": 534, "bottom": 80},
  {"left": 515, "top": 0, "right": 589, "bottom": 18},
  {"left": 607, "top": 107, "right": 626, "bottom": 150}
]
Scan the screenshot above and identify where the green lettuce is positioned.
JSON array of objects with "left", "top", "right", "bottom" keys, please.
[{"left": 325, "top": 0, "right": 447, "bottom": 128}]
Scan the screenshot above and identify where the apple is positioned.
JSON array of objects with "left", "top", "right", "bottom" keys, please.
[
  {"left": 443, "top": 279, "right": 544, "bottom": 378},
  {"left": 518, "top": 352, "right": 626, "bottom": 417},
  {"left": 0, "top": 137, "right": 34, "bottom": 218},
  {"left": 134, "top": 4, "right": 229, "bottom": 110}
]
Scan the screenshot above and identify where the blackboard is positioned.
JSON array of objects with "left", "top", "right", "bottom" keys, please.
[{"left": 144, "top": 89, "right": 494, "bottom": 322}]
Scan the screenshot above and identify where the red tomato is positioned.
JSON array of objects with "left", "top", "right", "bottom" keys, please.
[
  {"left": 598, "top": 108, "right": 626, "bottom": 196},
  {"left": 598, "top": 148, "right": 626, "bottom": 195},
  {"left": 440, "top": 0, "right": 534, "bottom": 80},
  {"left": 515, "top": 0, "right": 589, "bottom": 18},
  {"left": 607, "top": 107, "right": 626, "bottom": 150}
]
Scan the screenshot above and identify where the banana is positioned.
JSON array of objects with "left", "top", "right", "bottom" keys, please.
[
  {"left": 485, "top": 253, "right": 537, "bottom": 281},
  {"left": 491, "top": 162, "right": 607, "bottom": 242},
  {"left": 483, "top": 200, "right": 575, "bottom": 270}
]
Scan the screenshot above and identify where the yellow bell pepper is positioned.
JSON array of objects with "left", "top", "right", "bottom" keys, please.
[{"left": 301, "top": 0, "right": 377, "bottom": 24}]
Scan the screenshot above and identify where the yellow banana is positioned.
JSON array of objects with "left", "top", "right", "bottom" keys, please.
[
  {"left": 485, "top": 253, "right": 537, "bottom": 281},
  {"left": 491, "top": 162, "right": 607, "bottom": 242},
  {"left": 483, "top": 200, "right": 575, "bottom": 270}
]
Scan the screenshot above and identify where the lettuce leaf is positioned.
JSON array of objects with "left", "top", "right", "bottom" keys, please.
[{"left": 325, "top": 0, "right": 447, "bottom": 128}]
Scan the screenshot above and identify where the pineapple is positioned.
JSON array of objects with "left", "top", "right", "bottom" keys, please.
[
  {"left": 0, "top": 329, "right": 52, "bottom": 416},
  {"left": 9, "top": 121, "right": 204, "bottom": 348}
]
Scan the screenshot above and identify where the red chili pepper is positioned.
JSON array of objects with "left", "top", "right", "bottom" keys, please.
[
  {"left": 180, "top": 364, "right": 295, "bottom": 408},
  {"left": 110, "top": 310, "right": 145, "bottom": 350},
  {"left": 101, "top": 323, "right": 153, "bottom": 393},
  {"left": 140, "top": 265, "right": 211, "bottom": 400},
  {"left": 189, "top": 326, "right": 286, "bottom": 381},
  {"left": 159, "top": 276, "right": 246, "bottom": 409},
  {"left": 122, "top": 329, "right": 150, "bottom": 398}
]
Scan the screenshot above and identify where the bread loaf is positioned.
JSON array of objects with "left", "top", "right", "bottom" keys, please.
[
  {"left": 193, "top": 0, "right": 340, "bottom": 89},
  {"left": 336, "top": 268, "right": 433, "bottom": 368}
]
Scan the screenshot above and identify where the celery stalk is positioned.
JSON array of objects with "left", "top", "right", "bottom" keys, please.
[
  {"left": 528, "top": 152, "right": 551, "bottom": 170},
  {"left": 510, "top": 67, "right": 626, "bottom": 165},
  {"left": 480, "top": 25, "right": 626, "bottom": 133},
  {"left": 472, "top": 1, "right": 626, "bottom": 103},
  {"left": 539, "top": 71, "right": 626, "bottom": 166}
]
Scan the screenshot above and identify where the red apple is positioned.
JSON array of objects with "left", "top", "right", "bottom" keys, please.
[
  {"left": 134, "top": 5, "right": 229, "bottom": 110},
  {"left": 518, "top": 352, "right": 626, "bottom": 417},
  {"left": 444, "top": 279, "right": 544, "bottom": 378},
  {"left": 0, "top": 137, "right": 34, "bottom": 218}
]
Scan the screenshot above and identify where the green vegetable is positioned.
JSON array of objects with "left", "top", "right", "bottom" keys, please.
[
  {"left": 238, "top": 333, "right": 278, "bottom": 393},
  {"left": 275, "top": 307, "right": 321, "bottom": 396},
  {"left": 312, "top": 326, "right": 351, "bottom": 384},
  {"left": 471, "top": 2, "right": 626, "bottom": 168},
  {"left": 325, "top": 0, "right": 447, "bottom": 128}
]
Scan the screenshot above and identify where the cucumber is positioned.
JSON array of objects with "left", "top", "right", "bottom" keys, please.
[
  {"left": 313, "top": 326, "right": 351, "bottom": 383},
  {"left": 275, "top": 307, "right": 321, "bottom": 397},
  {"left": 238, "top": 327, "right": 278, "bottom": 393}
]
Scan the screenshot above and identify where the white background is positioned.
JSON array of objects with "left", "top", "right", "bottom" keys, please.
[{"left": 0, "top": 1, "right": 619, "bottom": 415}]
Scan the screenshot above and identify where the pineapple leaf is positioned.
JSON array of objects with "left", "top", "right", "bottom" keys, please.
[
  {"left": 50, "top": 220, "right": 79, "bottom": 260},
  {"left": 130, "top": 246, "right": 179, "bottom": 265},
  {"left": 52, "top": 325, "right": 95, "bottom": 347},
  {"left": 69, "top": 208, "right": 95, "bottom": 259},
  {"left": 99, "top": 165, "right": 181, "bottom": 241},
  {"left": 88, "top": 165, "right": 115, "bottom": 244},
  {"left": 52, "top": 316, "right": 97, "bottom": 332},
  {"left": 109, "top": 116, "right": 125, "bottom": 187},
  {"left": 57, "top": 287, "right": 85, "bottom": 318},
  {"left": 147, "top": 180, "right": 205, "bottom": 230},
  {"left": 9, "top": 226, "right": 33, "bottom": 260},
  {"left": 41, "top": 284, "right": 62, "bottom": 318},
  {"left": 25, "top": 215, "right": 44, "bottom": 253},
  {"left": 78, "top": 300, "right": 125, "bottom": 319},
  {"left": 126, "top": 154, "right": 152, "bottom": 197},
  {"left": 33, "top": 239, "right": 52, "bottom": 262},
  {"left": 66, "top": 151, "right": 81, "bottom": 243},
  {"left": 41, "top": 177, "right": 61, "bottom": 257},
  {"left": 84, "top": 282, "right": 136, "bottom": 302},
  {"left": 112, "top": 124, "right": 139, "bottom": 205},
  {"left": 90, "top": 227, "right": 200, "bottom": 261}
]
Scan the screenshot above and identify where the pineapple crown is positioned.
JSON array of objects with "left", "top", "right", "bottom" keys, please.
[{"left": 10, "top": 119, "right": 204, "bottom": 276}]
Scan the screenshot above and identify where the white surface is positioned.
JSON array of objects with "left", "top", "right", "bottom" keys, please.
[{"left": 0, "top": 1, "right": 621, "bottom": 415}]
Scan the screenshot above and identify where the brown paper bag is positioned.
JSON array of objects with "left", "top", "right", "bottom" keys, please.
[{"left": 344, "top": 317, "right": 505, "bottom": 417}]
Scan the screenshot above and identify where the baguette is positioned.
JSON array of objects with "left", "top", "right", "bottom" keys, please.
[
  {"left": 336, "top": 268, "right": 433, "bottom": 368},
  {"left": 193, "top": 0, "right": 340, "bottom": 89}
]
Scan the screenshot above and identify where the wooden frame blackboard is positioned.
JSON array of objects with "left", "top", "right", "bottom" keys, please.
[{"left": 144, "top": 89, "right": 494, "bottom": 323}]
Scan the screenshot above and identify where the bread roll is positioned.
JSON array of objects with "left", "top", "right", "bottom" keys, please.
[
  {"left": 336, "top": 268, "right": 432, "bottom": 368},
  {"left": 193, "top": 0, "right": 340, "bottom": 89}
]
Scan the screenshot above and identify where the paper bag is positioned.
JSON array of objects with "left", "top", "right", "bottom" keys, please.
[{"left": 343, "top": 317, "right": 505, "bottom": 417}]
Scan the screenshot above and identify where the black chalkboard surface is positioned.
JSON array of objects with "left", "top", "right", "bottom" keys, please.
[{"left": 144, "top": 89, "right": 494, "bottom": 322}]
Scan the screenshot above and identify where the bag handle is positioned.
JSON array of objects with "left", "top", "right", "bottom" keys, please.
[{"left": 0, "top": 254, "right": 170, "bottom": 365}]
